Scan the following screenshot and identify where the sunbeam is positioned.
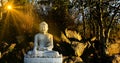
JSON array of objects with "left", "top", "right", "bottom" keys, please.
[
  {"left": 0, "top": 3, "right": 39, "bottom": 40},
  {"left": 1, "top": 10, "right": 11, "bottom": 39}
]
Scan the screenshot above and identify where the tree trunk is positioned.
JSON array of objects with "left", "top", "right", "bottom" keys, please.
[
  {"left": 82, "top": 6, "right": 86, "bottom": 39},
  {"left": 99, "top": 0, "right": 107, "bottom": 62}
]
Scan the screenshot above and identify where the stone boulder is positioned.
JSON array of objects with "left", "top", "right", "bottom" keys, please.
[
  {"left": 71, "top": 41, "right": 88, "bottom": 57},
  {"left": 106, "top": 43, "right": 120, "bottom": 56},
  {"left": 112, "top": 54, "right": 120, "bottom": 63},
  {"left": 63, "top": 56, "right": 84, "bottom": 63}
]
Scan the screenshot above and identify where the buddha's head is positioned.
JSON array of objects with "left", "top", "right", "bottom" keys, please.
[{"left": 39, "top": 21, "right": 48, "bottom": 33}]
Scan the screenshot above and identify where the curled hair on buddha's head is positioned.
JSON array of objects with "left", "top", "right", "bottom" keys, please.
[
  {"left": 40, "top": 21, "right": 48, "bottom": 27},
  {"left": 39, "top": 21, "right": 48, "bottom": 33}
]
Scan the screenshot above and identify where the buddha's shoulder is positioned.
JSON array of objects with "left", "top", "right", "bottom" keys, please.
[{"left": 35, "top": 33, "right": 53, "bottom": 37}]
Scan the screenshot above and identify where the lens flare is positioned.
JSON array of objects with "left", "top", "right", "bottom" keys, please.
[
  {"left": 0, "top": 4, "right": 38, "bottom": 40},
  {"left": 7, "top": 5, "right": 12, "bottom": 10}
]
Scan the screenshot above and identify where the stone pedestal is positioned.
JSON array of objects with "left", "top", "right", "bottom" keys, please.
[{"left": 24, "top": 56, "right": 62, "bottom": 63}]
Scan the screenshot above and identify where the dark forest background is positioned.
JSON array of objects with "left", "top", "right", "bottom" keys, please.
[{"left": 0, "top": 0, "right": 120, "bottom": 63}]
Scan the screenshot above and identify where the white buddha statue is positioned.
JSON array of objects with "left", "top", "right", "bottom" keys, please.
[{"left": 26, "top": 21, "right": 61, "bottom": 58}]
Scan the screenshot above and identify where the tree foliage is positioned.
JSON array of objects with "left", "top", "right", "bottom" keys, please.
[{"left": 0, "top": 0, "right": 120, "bottom": 63}]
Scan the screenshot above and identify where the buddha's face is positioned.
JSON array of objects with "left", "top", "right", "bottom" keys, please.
[{"left": 39, "top": 22, "right": 48, "bottom": 33}]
